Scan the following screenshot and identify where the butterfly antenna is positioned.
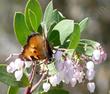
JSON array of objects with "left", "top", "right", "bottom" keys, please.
[{"left": 5, "top": 53, "right": 19, "bottom": 62}]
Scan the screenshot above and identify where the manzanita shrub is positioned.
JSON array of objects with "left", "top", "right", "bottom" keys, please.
[{"left": 0, "top": 0, "right": 107, "bottom": 94}]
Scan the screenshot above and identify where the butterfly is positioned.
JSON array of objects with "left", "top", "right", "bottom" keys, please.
[{"left": 19, "top": 33, "right": 52, "bottom": 61}]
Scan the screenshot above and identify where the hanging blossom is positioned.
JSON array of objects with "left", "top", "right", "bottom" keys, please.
[
  {"left": 48, "top": 50, "right": 85, "bottom": 88},
  {"left": 7, "top": 58, "right": 32, "bottom": 81},
  {"left": 92, "top": 45, "right": 107, "bottom": 64},
  {"left": 42, "top": 46, "right": 106, "bottom": 93},
  {"left": 86, "top": 61, "right": 95, "bottom": 93},
  {"left": 86, "top": 61, "right": 95, "bottom": 81}
]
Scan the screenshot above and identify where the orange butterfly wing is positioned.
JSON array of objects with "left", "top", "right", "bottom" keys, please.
[{"left": 20, "top": 33, "right": 52, "bottom": 61}]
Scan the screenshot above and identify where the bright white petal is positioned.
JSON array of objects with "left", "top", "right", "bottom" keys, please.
[
  {"left": 7, "top": 62, "right": 16, "bottom": 73},
  {"left": 93, "top": 50, "right": 100, "bottom": 60},
  {"left": 14, "top": 59, "right": 24, "bottom": 69},
  {"left": 86, "top": 61, "right": 94, "bottom": 70},
  {"left": 86, "top": 69, "right": 95, "bottom": 81},
  {"left": 14, "top": 70, "right": 23, "bottom": 81},
  {"left": 87, "top": 82, "right": 95, "bottom": 93},
  {"left": 7, "top": 65, "right": 14, "bottom": 73},
  {"left": 43, "top": 83, "right": 50, "bottom": 92}
]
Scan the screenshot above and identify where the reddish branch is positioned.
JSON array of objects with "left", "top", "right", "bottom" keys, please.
[
  {"left": 30, "top": 71, "right": 47, "bottom": 93},
  {"left": 24, "top": 61, "right": 47, "bottom": 94},
  {"left": 24, "top": 61, "right": 36, "bottom": 94}
]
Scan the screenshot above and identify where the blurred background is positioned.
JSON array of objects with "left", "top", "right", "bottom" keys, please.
[{"left": 0, "top": 0, "right": 110, "bottom": 94}]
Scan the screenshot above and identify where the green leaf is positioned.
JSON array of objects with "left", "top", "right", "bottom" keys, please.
[
  {"left": 0, "top": 64, "right": 30, "bottom": 87},
  {"left": 7, "top": 86, "right": 19, "bottom": 94},
  {"left": 75, "top": 44, "right": 85, "bottom": 55},
  {"left": 43, "top": 1, "right": 53, "bottom": 29},
  {"left": 25, "top": 0, "right": 42, "bottom": 31},
  {"left": 68, "top": 24, "right": 80, "bottom": 49},
  {"left": 28, "top": 9, "right": 38, "bottom": 31},
  {"left": 48, "top": 9, "right": 65, "bottom": 30},
  {"left": 43, "top": 1, "right": 65, "bottom": 31},
  {"left": 79, "top": 17, "right": 88, "bottom": 32},
  {"left": 76, "top": 39, "right": 100, "bottom": 56},
  {"left": 14, "top": 12, "right": 30, "bottom": 46},
  {"left": 85, "top": 46, "right": 94, "bottom": 56},
  {"left": 47, "top": 62, "right": 57, "bottom": 75},
  {"left": 47, "top": 10, "right": 65, "bottom": 39},
  {"left": 48, "top": 30, "right": 60, "bottom": 46},
  {"left": 48, "top": 19, "right": 74, "bottom": 46},
  {"left": 80, "top": 39, "right": 100, "bottom": 48},
  {"left": 41, "top": 88, "right": 69, "bottom": 94}
]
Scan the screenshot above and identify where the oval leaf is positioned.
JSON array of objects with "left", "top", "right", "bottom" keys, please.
[
  {"left": 80, "top": 39, "right": 100, "bottom": 48},
  {"left": 0, "top": 64, "right": 29, "bottom": 87},
  {"left": 68, "top": 24, "right": 80, "bottom": 49},
  {"left": 48, "top": 30, "right": 60, "bottom": 46},
  {"left": 43, "top": 1, "right": 65, "bottom": 31},
  {"left": 43, "top": 1, "right": 53, "bottom": 29},
  {"left": 25, "top": 0, "right": 42, "bottom": 31},
  {"left": 48, "top": 9, "right": 65, "bottom": 30},
  {"left": 79, "top": 17, "right": 88, "bottom": 32},
  {"left": 14, "top": 12, "right": 30, "bottom": 46},
  {"left": 76, "top": 39, "right": 100, "bottom": 56},
  {"left": 48, "top": 19, "right": 74, "bottom": 46}
]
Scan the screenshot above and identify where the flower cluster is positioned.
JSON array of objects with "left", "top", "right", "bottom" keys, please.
[
  {"left": 7, "top": 58, "right": 32, "bottom": 81},
  {"left": 42, "top": 44, "right": 107, "bottom": 93},
  {"left": 6, "top": 44, "right": 106, "bottom": 93}
]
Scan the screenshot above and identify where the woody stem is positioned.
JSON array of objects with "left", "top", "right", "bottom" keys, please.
[
  {"left": 24, "top": 61, "right": 36, "bottom": 94},
  {"left": 30, "top": 71, "right": 47, "bottom": 93}
]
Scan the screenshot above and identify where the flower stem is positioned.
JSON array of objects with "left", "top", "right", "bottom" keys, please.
[
  {"left": 24, "top": 61, "right": 37, "bottom": 94},
  {"left": 30, "top": 71, "right": 47, "bottom": 93}
]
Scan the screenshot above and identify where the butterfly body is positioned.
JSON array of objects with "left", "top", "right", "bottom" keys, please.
[{"left": 20, "top": 33, "right": 52, "bottom": 61}]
